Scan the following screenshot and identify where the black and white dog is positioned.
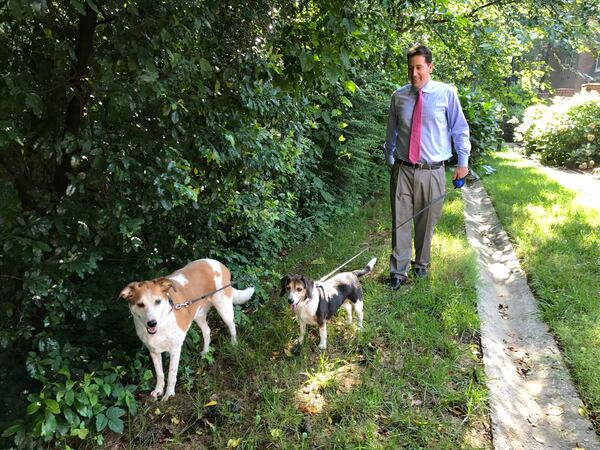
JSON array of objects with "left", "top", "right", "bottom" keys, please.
[{"left": 280, "top": 258, "right": 377, "bottom": 350}]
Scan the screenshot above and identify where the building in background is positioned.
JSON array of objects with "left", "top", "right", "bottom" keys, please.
[{"left": 547, "top": 47, "right": 600, "bottom": 96}]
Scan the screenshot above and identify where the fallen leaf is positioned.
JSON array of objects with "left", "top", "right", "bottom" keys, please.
[
  {"left": 545, "top": 405, "right": 564, "bottom": 416},
  {"left": 532, "top": 432, "right": 545, "bottom": 444},
  {"left": 498, "top": 303, "right": 509, "bottom": 319},
  {"left": 227, "top": 438, "right": 241, "bottom": 448},
  {"left": 204, "top": 400, "right": 218, "bottom": 407},
  {"left": 171, "top": 416, "right": 180, "bottom": 425}
]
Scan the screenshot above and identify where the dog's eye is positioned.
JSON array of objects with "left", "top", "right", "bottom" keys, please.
[
  {"left": 155, "top": 299, "right": 161, "bottom": 305},
  {"left": 286, "top": 286, "right": 290, "bottom": 291},
  {"left": 296, "top": 287, "right": 302, "bottom": 292},
  {"left": 136, "top": 302, "right": 144, "bottom": 308}
]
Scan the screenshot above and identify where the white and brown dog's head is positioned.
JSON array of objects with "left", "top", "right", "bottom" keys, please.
[
  {"left": 279, "top": 275, "right": 314, "bottom": 311},
  {"left": 120, "top": 278, "right": 173, "bottom": 335}
]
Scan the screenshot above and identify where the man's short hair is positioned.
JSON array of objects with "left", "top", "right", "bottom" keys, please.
[{"left": 407, "top": 45, "right": 433, "bottom": 64}]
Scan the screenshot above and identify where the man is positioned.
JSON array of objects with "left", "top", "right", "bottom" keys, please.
[{"left": 384, "top": 44, "right": 470, "bottom": 290}]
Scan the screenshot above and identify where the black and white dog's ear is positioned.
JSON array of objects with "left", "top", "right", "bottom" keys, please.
[
  {"left": 303, "top": 277, "right": 314, "bottom": 299},
  {"left": 279, "top": 276, "right": 290, "bottom": 297}
]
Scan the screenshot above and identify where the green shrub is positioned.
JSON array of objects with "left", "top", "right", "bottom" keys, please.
[
  {"left": 1, "top": 360, "right": 137, "bottom": 448},
  {"left": 515, "top": 92, "right": 600, "bottom": 168},
  {"left": 458, "top": 87, "right": 504, "bottom": 161}
]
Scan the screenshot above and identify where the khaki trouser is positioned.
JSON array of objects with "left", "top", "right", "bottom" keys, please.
[{"left": 390, "top": 163, "right": 446, "bottom": 279}]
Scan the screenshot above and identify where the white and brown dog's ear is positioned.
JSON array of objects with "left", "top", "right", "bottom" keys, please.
[
  {"left": 279, "top": 276, "right": 290, "bottom": 297},
  {"left": 119, "top": 282, "right": 139, "bottom": 301},
  {"left": 154, "top": 277, "right": 173, "bottom": 293}
]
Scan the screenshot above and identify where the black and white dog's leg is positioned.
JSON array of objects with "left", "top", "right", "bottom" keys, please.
[
  {"left": 295, "top": 321, "right": 306, "bottom": 346},
  {"left": 354, "top": 299, "right": 364, "bottom": 329},
  {"left": 343, "top": 301, "right": 353, "bottom": 325},
  {"left": 318, "top": 323, "right": 327, "bottom": 350}
]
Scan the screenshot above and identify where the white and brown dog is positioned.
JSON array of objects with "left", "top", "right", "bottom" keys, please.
[
  {"left": 120, "top": 258, "right": 254, "bottom": 400},
  {"left": 280, "top": 258, "right": 376, "bottom": 350}
]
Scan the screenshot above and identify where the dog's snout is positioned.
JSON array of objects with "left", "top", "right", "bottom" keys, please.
[
  {"left": 287, "top": 298, "right": 294, "bottom": 304},
  {"left": 147, "top": 320, "right": 157, "bottom": 328}
]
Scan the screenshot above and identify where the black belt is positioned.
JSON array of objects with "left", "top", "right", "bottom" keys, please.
[{"left": 395, "top": 159, "right": 444, "bottom": 169}]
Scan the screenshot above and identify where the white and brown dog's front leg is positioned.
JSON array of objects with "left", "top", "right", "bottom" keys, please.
[
  {"left": 149, "top": 351, "right": 165, "bottom": 399},
  {"left": 294, "top": 322, "right": 306, "bottom": 346},
  {"left": 318, "top": 323, "right": 327, "bottom": 350},
  {"left": 162, "top": 347, "right": 181, "bottom": 400},
  {"left": 195, "top": 314, "right": 212, "bottom": 354}
]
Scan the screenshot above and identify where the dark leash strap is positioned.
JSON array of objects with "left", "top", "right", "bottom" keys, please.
[
  {"left": 393, "top": 191, "right": 448, "bottom": 232},
  {"left": 168, "top": 283, "right": 232, "bottom": 310},
  {"left": 317, "top": 193, "right": 447, "bottom": 283},
  {"left": 317, "top": 179, "right": 465, "bottom": 282}
]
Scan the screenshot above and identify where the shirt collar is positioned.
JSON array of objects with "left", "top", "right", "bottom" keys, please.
[{"left": 411, "top": 79, "right": 433, "bottom": 94}]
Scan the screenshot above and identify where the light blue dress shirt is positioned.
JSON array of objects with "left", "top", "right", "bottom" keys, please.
[{"left": 384, "top": 79, "right": 471, "bottom": 167}]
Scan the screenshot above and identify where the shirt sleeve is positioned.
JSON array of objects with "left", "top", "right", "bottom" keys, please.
[
  {"left": 384, "top": 93, "right": 397, "bottom": 166},
  {"left": 447, "top": 87, "right": 471, "bottom": 167}
]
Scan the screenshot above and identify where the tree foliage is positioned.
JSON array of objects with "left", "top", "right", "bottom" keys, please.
[{"left": 1, "top": 0, "right": 598, "bottom": 446}]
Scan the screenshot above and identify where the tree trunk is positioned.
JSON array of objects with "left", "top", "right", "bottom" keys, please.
[{"left": 54, "top": 3, "right": 98, "bottom": 195}]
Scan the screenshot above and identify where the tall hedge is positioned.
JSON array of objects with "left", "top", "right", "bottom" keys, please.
[{"left": 0, "top": 2, "right": 395, "bottom": 445}]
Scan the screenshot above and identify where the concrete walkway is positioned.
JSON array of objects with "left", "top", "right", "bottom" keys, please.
[
  {"left": 462, "top": 173, "right": 600, "bottom": 449},
  {"left": 510, "top": 148, "right": 600, "bottom": 213}
]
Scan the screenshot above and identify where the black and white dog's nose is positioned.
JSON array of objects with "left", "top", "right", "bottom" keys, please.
[
  {"left": 147, "top": 320, "right": 157, "bottom": 328},
  {"left": 287, "top": 298, "right": 294, "bottom": 304}
]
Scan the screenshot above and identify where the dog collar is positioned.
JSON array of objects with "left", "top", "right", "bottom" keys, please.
[{"left": 167, "top": 295, "right": 175, "bottom": 314}]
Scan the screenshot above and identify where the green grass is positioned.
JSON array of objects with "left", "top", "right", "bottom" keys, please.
[
  {"left": 479, "top": 149, "right": 600, "bottom": 428},
  {"left": 112, "top": 176, "right": 490, "bottom": 449}
]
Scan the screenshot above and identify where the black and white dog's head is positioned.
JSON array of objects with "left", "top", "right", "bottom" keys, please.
[
  {"left": 279, "top": 258, "right": 376, "bottom": 350},
  {"left": 279, "top": 274, "right": 314, "bottom": 311}
]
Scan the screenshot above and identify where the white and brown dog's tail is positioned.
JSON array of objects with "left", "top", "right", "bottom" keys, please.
[
  {"left": 232, "top": 286, "right": 255, "bottom": 305},
  {"left": 352, "top": 257, "right": 377, "bottom": 278}
]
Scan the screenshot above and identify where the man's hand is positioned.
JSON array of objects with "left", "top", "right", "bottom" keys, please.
[{"left": 453, "top": 166, "right": 468, "bottom": 180}]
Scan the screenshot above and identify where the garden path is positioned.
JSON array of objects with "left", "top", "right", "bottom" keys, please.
[
  {"left": 507, "top": 145, "right": 600, "bottom": 212},
  {"left": 462, "top": 153, "right": 600, "bottom": 450}
]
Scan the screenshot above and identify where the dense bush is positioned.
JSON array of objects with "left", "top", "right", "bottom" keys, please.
[
  {"left": 458, "top": 87, "right": 504, "bottom": 161},
  {"left": 515, "top": 92, "right": 600, "bottom": 168},
  {"left": 0, "top": 2, "right": 392, "bottom": 447}
]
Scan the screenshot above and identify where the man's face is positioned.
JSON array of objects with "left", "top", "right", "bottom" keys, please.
[{"left": 408, "top": 55, "right": 433, "bottom": 90}]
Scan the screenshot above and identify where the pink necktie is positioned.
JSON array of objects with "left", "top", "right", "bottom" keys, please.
[{"left": 408, "top": 89, "right": 422, "bottom": 163}]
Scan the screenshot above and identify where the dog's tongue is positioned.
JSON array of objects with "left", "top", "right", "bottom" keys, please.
[
  {"left": 147, "top": 326, "right": 157, "bottom": 334},
  {"left": 290, "top": 303, "right": 297, "bottom": 311}
]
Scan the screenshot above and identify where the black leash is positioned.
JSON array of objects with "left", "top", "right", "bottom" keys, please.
[
  {"left": 317, "top": 178, "right": 466, "bottom": 282},
  {"left": 393, "top": 177, "right": 464, "bottom": 231},
  {"left": 168, "top": 283, "right": 232, "bottom": 310},
  {"left": 393, "top": 191, "right": 448, "bottom": 231}
]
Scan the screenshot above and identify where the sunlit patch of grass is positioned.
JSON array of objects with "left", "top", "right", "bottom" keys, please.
[{"left": 482, "top": 149, "right": 600, "bottom": 431}]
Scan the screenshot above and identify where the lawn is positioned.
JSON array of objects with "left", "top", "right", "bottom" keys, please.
[
  {"left": 479, "top": 150, "right": 600, "bottom": 430},
  {"left": 112, "top": 177, "right": 491, "bottom": 449}
]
